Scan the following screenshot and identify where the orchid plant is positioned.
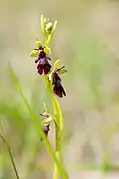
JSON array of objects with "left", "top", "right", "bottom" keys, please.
[{"left": 30, "top": 15, "right": 68, "bottom": 179}]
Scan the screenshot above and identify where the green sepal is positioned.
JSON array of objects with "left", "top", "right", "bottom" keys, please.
[
  {"left": 53, "top": 59, "right": 60, "bottom": 71},
  {"left": 30, "top": 49, "right": 39, "bottom": 57},
  {"left": 36, "top": 40, "right": 42, "bottom": 48}
]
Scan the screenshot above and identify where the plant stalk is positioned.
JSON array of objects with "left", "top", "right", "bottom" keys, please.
[
  {"left": 0, "top": 120, "right": 20, "bottom": 179},
  {"left": 54, "top": 123, "right": 61, "bottom": 179}
]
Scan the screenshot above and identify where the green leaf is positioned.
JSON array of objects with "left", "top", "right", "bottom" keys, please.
[
  {"left": 30, "top": 49, "right": 39, "bottom": 57},
  {"left": 9, "top": 66, "right": 67, "bottom": 179}
]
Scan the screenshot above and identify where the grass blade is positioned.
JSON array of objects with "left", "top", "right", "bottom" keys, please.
[{"left": 0, "top": 120, "right": 20, "bottom": 179}]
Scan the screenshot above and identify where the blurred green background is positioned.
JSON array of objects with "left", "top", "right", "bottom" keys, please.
[{"left": 1, "top": 0, "right": 119, "bottom": 178}]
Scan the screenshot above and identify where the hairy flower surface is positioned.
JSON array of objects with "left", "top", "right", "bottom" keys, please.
[
  {"left": 30, "top": 41, "right": 52, "bottom": 75},
  {"left": 35, "top": 50, "right": 51, "bottom": 75}
]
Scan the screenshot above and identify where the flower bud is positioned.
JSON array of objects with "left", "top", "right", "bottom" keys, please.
[{"left": 45, "top": 21, "right": 53, "bottom": 33}]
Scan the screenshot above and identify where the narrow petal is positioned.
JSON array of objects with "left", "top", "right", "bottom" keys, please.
[
  {"left": 35, "top": 58, "right": 39, "bottom": 63},
  {"left": 46, "top": 56, "right": 52, "bottom": 61}
]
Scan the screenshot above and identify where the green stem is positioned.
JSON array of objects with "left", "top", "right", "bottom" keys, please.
[
  {"left": 44, "top": 76, "right": 68, "bottom": 179},
  {"left": 0, "top": 120, "right": 20, "bottom": 179},
  {"left": 53, "top": 96, "right": 67, "bottom": 179},
  {"left": 54, "top": 123, "right": 61, "bottom": 179}
]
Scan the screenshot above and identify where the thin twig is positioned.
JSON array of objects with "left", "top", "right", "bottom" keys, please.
[{"left": 0, "top": 120, "right": 20, "bottom": 179}]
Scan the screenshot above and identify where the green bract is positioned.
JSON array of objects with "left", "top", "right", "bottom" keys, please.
[
  {"left": 40, "top": 15, "right": 57, "bottom": 47},
  {"left": 46, "top": 20, "right": 57, "bottom": 46}
]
